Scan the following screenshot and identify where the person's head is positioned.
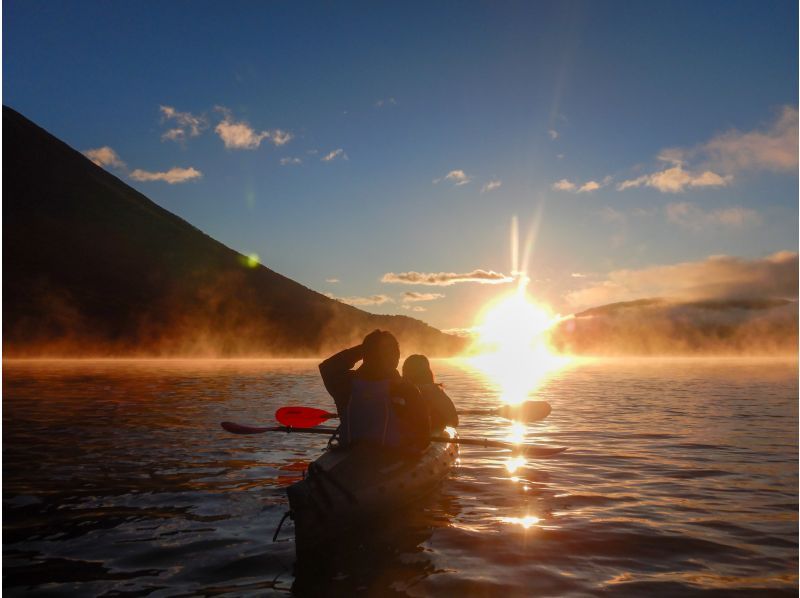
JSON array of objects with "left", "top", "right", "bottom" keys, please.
[
  {"left": 402, "top": 354, "right": 434, "bottom": 385},
  {"left": 361, "top": 329, "right": 400, "bottom": 374}
]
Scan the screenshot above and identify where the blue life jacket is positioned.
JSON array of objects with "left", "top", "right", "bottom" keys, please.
[{"left": 340, "top": 378, "right": 409, "bottom": 448}]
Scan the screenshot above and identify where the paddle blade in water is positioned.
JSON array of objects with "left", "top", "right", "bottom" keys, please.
[
  {"left": 497, "top": 401, "right": 552, "bottom": 422},
  {"left": 221, "top": 421, "right": 275, "bottom": 434},
  {"left": 275, "top": 406, "right": 337, "bottom": 428}
]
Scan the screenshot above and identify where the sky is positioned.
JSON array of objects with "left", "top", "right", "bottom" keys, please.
[{"left": 4, "top": 0, "right": 798, "bottom": 332}]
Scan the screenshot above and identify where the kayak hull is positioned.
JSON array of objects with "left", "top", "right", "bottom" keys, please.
[{"left": 287, "top": 437, "right": 458, "bottom": 550}]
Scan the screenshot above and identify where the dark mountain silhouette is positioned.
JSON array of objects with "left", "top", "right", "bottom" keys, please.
[
  {"left": 2, "top": 106, "right": 466, "bottom": 357},
  {"left": 549, "top": 297, "right": 797, "bottom": 356}
]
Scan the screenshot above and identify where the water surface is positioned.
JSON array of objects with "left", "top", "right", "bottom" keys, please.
[{"left": 3, "top": 358, "right": 797, "bottom": 596}]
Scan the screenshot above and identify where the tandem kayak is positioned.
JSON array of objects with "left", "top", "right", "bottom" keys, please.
[{"left": 286, "top": 435, "right": 459, "bottom": 551}]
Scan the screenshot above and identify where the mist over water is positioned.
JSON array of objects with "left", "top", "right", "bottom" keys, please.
[{"left": 3, "top": 358, "right": 797, "bottom": 596}]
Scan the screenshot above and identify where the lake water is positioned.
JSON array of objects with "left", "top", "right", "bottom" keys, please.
[{"left": 3, "top": 358, "right": 798, "bottom": 596}]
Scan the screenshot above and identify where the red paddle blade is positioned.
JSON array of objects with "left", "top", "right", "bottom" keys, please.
[{"left": 275, "top": 406, "right": 337, "bottom": 428}]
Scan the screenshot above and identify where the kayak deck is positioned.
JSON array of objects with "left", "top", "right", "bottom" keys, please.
[{"left": 287, "top": 436, "right": 458, "bottom": 548}]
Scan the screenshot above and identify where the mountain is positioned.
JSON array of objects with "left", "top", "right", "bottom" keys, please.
[
  {"left": 2, "top": 106, "right": 466, "bottom": 357},
  {"left": 549, "top": 297, "right": 798, "bottom": 356}
]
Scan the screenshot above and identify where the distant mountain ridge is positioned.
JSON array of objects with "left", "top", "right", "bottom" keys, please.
[
  {"left": 550, "top": 297, "right": 797, "bottom": 356},
  {"left": 2, "top": 106, "right": 465, "bottom": 357}
]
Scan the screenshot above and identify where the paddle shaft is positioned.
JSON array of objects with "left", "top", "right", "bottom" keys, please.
[
  {"left": 274, "top": 400, "right": 552, "bottom": 428},
  {"left": 220, "top": 422, "right": 566, "bottom": 456}
]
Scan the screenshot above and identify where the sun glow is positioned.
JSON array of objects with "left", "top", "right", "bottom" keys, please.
[{"left": 467, "top": 284, "right": 570, "bottom": 405}]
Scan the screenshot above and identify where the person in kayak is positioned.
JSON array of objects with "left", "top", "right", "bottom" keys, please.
[
  {"left": 402, "top": 354, "right": 459, "bottom": 432},
  {"left": 319, "top": 330, "right": 430, "bottom": 452}
]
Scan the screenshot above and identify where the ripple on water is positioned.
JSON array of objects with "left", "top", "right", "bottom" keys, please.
[{"left": 2, "top": 358, "right": 797, "bottom": 596}]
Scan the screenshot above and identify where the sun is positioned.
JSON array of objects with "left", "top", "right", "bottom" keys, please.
[
  {"left": 465, "top": 285, "right": 569, "bottom": 406},
  {"left": 475, "top": 290, "right": 555, "bottom": 354}
]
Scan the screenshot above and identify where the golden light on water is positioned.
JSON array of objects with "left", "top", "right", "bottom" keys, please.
[
  {"left": 505, "top": 455, "right": 527, "bottom": 474},
  {"left": 499, "top": 515, "right": 541, "bottom": 529}
]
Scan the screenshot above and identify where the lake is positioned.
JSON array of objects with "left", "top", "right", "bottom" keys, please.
[{"left": 3, "top": 357, "right": 797, "bottom": 596}]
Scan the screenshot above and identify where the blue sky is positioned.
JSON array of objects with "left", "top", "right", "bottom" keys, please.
[{"left": 4, "top": 1, "right": 798, "bottom": 330}]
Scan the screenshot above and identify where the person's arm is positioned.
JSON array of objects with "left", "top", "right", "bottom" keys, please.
[
  {"left": 318, "top": 345, "right": 363, "bottom": 412},
  {"left": 436, "top": 386, "right": 459, "bottom": 427}
]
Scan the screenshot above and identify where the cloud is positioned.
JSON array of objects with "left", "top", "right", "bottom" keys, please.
[
  {"left": 554, "top": 176, "right": 611, "bottom": 193},
  {"left": 321, "top": 148, "right": 348, "bottom": 162},
  {"left": 571, "top": 273, "right": 587, "bottom": 278},
  {"left": 161, "top": 129, "right": 187, "bottom": 142},
  {"left": 619, "top": 107, "right": 797, "bottom": 193},
  {"left": 699, "top": 105, "right": 798, "bottom": 174},
  {"left": 552, "top": 179, "right": 577, "bottom": 191},
  {"left": 160, "top": 105, "right": 207, "bottom": 142},
  {"left": 375, "top": 97, "right": 397, "bottom": 107},
  {"left": 481, "top": 180, "right": 502, "bottom": 193},
  {"left": 666, "top": 202, "right": 761, "bottom": 231},
  {"left": 434, "top": 170, "right": 472, "bottom": 186},
  {"left": 325, "top": 278, "right": 340, "bottom": 284},
  {"left": 382, "top": 269, "right": 514, "bottom": 286},
  {"left": 270, "top": 130, "right": 293, "bottom": 146},
  {"left": 402, "top": 305, "right": 427, "bottom": 312},
  {"left": 548, "top": 129, "right": 559, "bottom": 140},
  {"left": 280, "top": 157, "right": 302, "bottom": 166},
  {"left": 566, "top": 251, "right": 797, "bottom": 308},
  {"left": 214, "top": 107, "right": 292, "bottom": 150},
  {"left": 129, "top": 167, "right": 202, "bottom": 184},
  {"left": 402, "top": 292, "right": 445, "bottom": 302},
  {"left": 618, "top": 165, "right": 731, "bottom": 193},
  {"left": 83, "top": 146, "right": 126, "bottom": 169},
  {"left": 325, "top": 292, "right": 393, "bottom": 306}
]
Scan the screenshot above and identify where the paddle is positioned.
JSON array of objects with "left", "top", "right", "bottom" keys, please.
[
  {"left": 274, "top": 400, "right": 552, "bottom": 429},
  {"left": 220, "top": 422, "right": 567, "bottom": 457}
]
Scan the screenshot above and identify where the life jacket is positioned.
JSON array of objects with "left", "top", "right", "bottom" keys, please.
[{"left": 340, "top": 378, "right": 410, "bottom": 449}]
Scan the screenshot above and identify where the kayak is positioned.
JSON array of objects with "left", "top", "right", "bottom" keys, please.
[{"left": 286, "top": 434, "right": 459, "bottom": 551}]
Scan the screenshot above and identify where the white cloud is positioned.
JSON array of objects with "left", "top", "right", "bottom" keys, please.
[
  {"left": 280, "top": 157, "right": 302, "bottom": 166},
  {"left": 571, "top": 272, "right": 587, "bottom": 278},
  {"left": 578, "top": 180, "right": 601, "bottom": 193},
  {"left": 382, "top": 269, "right": 513, "bottom": 286},
  {"left": 129, "top": 167, "right": 202, "bottom": 184},
  {"left": 552, "top": 179, "right": 576, "bottom": 191},
  {"left": 548, "top": 129, "right": 559, "bottom": 140},
  {"left": 402, "top": 292, "right": 445, "bottom": 302},
  {"left": 270, "top": 130, "right": 293, "bottom": 146},
  {"left": 214, "top": 106, "right": 292, "bottom": 150},
  {"left": 434, "top": 169, "right": 472, "bottom": 186},
  {"left": 161, "top": 128, "right": 186, "bottom": 142},
  {"left": 699, "top": 105, "right": 798, "bottom": 174},
  {"left": 481, "top": 180, "right": 502, "bottom": 193},
  {"left": 159, "top": 105, "right": 207, "bottom": 141},
  {"left": 322, "top": 148, "right": 348, "bottom": 162},
  {"left": 618, "top": 107, "right": 797, "bottom": 193},
  {"left": 83, "top": 146, "right": 126, "bottom": 169},
  {"left": 375, "top": 97, "right": 397, "bottom": 107},
  {"left": 325, "top": 293, "right": 393, "bottom": 306},
  {"left": 554, "top": 176, "right": 611, "bottom": 193},
  {"left": 618, "top": 165, "right": 731, "bottom": 193},
  {"left": 325, "top": 278, "right": 340, "bottom": 284},
  {"left": 566, "top": 251, "right": 797, "bottom": 308},
  {"left": 665, "top": 202, "right": 761, "bottom": 231}
]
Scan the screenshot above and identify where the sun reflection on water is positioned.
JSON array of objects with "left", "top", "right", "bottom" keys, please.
[{"left": 499, "top": 515, "right": 541, "bottom": 529}]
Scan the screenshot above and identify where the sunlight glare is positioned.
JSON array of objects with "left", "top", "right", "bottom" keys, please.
[{"left": 499, "top": 515, "right": 541, "bottom": 529}]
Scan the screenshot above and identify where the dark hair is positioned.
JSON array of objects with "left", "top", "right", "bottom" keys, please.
[
  {"left": 362, "top": 329, "right": 400, "bottom": 372},
  {"left": 402, "top": 354, "right": 434, "bottom": 385}
]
